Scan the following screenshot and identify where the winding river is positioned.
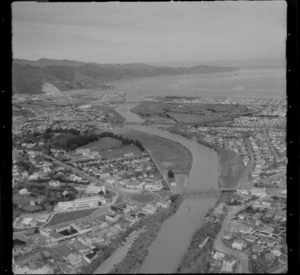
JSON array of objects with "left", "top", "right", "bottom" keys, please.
[{"left": 115, "top": 103, "right": 219, "bottom": 273}]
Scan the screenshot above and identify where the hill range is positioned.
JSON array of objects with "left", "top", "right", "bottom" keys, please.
[{"left": 12, "top": 58, "right": 239, "bottom": 94}]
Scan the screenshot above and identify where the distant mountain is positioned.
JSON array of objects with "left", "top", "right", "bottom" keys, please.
[
  {"left": 12, "top": 58, "right": 239, "bottom": 94},
  {"left": 154, "top": 59, "right": 285, "bottom": 69},
  {"left": 13, "top": 58, "right": 86, "bottom": 67}
]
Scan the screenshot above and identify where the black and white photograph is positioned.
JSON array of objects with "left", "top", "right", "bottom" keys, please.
[{"left": 9, "top": 1, "right": 289, "bottom": 274}]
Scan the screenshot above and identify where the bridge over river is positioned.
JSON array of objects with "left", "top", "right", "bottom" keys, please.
[{"left": 182, "top": 187, "right": 286, "bottom": 198}]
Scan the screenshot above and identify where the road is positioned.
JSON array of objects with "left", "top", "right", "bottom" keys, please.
[
  {"left": 93, "top": 228, "right": 145, "bottom": 274},
  {"left": 262, "top": 128, "right": 280, "bottom": 160},
  {"left": 213, "top": 204, "right": 250, "bottom": 273},
  {"left": 35, "top": 151, "right": 106, "bottom": 186},
  {"left": 146, "top": 149, "right": 172, "bottom": 190},
  {"left": 267, "top": 264, "right": 287, "bottom": 274}
]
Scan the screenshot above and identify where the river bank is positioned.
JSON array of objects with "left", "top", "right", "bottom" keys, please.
[
  {"left": 168, "top": 127, "right": 246, "bottom": 188},
  {"left": 108, "top": 195, "right": 184, "bottom": 274},
  {"left": 176, "top": 192, "right": 242, "bottom": 273}
]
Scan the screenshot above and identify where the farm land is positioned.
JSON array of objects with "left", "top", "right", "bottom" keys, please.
[
  {"left": 112, "top": 128, "right": 192, "bottom": 175},
  {"left": 46, "top": 208, "right": 98, "bottom": 227},
  {"left": 131, "top": 101, "right": 250, "bottom": 125},
  {"left": 130, "top": 194, "right": 156, "bottom": 204}
]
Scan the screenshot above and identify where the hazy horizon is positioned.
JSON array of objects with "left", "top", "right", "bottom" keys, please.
[
  {"left": 12, "top": 2, "right": 286, "bottom": 65},
  {"left": 13, "top": 56, "right": 285, "bottom": 69}
]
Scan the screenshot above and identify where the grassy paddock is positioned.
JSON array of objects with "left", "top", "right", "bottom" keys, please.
[
  {"left": 78, "top": 137, "right": 122, "bottom": 152},
  {"left": 13, "top": 195, "right": 32, "bottom": 206},
  {"left": 47, "top": 208, "right": 97, "bottom": 226},
  {"left": 100, "top": 144, "right": 142, "bottom": 158},
  {"left": 130, "top": 194, "right": 156, "bottom": 203},
  {"left": 113, "top": 129, "right": 192, "bottom": 175}
]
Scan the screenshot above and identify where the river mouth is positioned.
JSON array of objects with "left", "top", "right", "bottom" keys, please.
[{"left": 114, "top": 102, "right": 219, "bottom": 273}]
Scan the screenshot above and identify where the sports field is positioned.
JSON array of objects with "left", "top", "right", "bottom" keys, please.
[
  {"left": 130, "top": 194, "right": 156, "bottom": 203},
  {"left": 47, "top": 208, "right": 97, "bottom": 226},
  {"left": 78, "top": 137, "right": 122, "bottom": 152}
]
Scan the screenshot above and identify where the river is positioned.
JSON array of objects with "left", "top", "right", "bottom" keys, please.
[{"left": 114, "top": 103, "right": 219, "bottom": 273}]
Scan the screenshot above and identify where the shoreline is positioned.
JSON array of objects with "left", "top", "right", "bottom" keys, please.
[
  {"left": 107, "top": 102, "right": 246, "bottom": 274},
  {"left": 167, "top": 127, "right": 246, "bottom": 189},
  {"left": 107, "top": 195, "right": 184, "bottom": 274}
]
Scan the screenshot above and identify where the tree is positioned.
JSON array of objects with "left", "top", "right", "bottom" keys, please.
[{"left": 168, "top": 170, "right": 175, "bottom": 179}]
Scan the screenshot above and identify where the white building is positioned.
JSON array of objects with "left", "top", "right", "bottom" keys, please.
[
  {"left": 19, "top": 188, "right": 28, "bottom": 195},
  {"left": 56, "top": 196, "right": 106, "bottom": 211},
  {"left": 250, "top": 188, "right": 266, "bottom": 197},
  {"left": 142, "top": 204, "right": 157, "bottom": 215},
  {"left": 232, "top": 239, "right": 245, "bottom": 251}
]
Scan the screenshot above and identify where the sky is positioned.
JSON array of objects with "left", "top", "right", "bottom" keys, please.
[{"left": 12, "top": 1, "right": 286, "bottom": 65}]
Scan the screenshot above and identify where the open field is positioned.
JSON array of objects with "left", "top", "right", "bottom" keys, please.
[
  {"left": 130, "top": 194, "right": 156, "bottom": 203},
  {"left": 13, "top": 195, "right": 32, "bottom": 206},
  {"left": 47, "top": 208, "right": 97, "bottom": 226},
  {"left": 114, "top": 195, "right": 124, "bottom": 205},
  {"left": 131, "top": 101, "right": 249, "bottom": 124},
  {"left": 217, "top": 149, "right": 246, "bottom": 188},
  {"left": 112, "top": 128, "right": 192, "bottom": 175},
  {"left": 174, "top": 174, "right": 187, "bottom": 192},
  {"left": 78, "top": 137, "right": 122, "bottom": 152},
  {"left": 100, "top": 144, "right": 142, "bottom": 159}
]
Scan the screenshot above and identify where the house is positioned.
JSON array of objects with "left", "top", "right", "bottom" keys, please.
[
  {"left": 76, "top": 148, "right": 91, "bottom": 155},
  {"left": 220, "top": 259, "right": 236, "bottom": 273},
  {"left": 250, "top": 188, "right": 266, "bottom": 197},
  {"left": 252, "top": 244, "right": 264, "bottom": 253},
  {"left": 28, "top": 173, "right": 39, "bottom": 181},
  {"left": 271, "top": 249, "right": 282, "bottom": 257},
  {"left": 237, "top": 189, "right": 249, "bottom": 195},
  {"left": 83, "top": 252, "right": 97, "bottom": 264},
  {"left": 232, "top": 239, "right": 246, "bottom": 251},
  {"left": 170, "top": 182, "right": 177, "bottom": 187},
  {"left": 156, "top": 201, "right": 170, "bottom": 209},
  {"left": 70, "top": 239, "right": 90, "bottom": 254},
  {"left": 114, "top": 223, "right": 123, "bottom": 231},
  {"left": 239, "top": 225, "right": 254, "bottom": 234},
  {"left": 142, "top": 204, "right": 157, "bottom": 215},
  {"left": 66, "top": 254, "right": 82, "bottom": 266},
  {"left": 48, "top": 180, "right": 61, "bottom": 187},
  {"left": 19, "top": 188, "right": 28, "bottom": 195},
  {"left": 72, "top": 223, "right": 91, "bottom": 234},
  {"left": 213, "top": 251, "right": 225, "bottom": 260},
  {"left": 237, "top": 213, "right": 246, "bottom": 220},
  {"left": 245, "top": 235, "right": 256, "bottom": 243},
  {"left": 105, "top": 214, "right": 121, "bottom": 223},
  {"left": 257, "top": 226, "right": 274, "bottom": 236},
  {"left": 222, "top": 231, "right": 233, "bottom": 240},
  {"left": 34, "top": 213, "right": 50, "bottom": 223}
]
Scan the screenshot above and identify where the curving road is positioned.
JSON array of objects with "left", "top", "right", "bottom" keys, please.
[{"left": 213, "top": 204, "right": 250, "bottom": 273}]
